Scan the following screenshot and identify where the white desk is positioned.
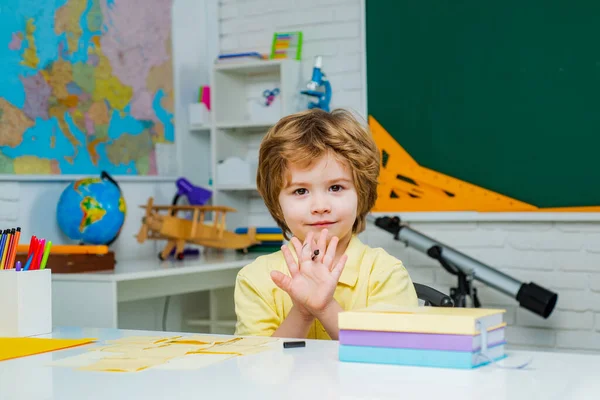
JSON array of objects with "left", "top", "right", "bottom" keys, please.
[
  {"left": 1, "top": 327, "right": 599, "bottom": 400},
  {"left": 51, "top": 252, "right": 258, "bottom": 329}
]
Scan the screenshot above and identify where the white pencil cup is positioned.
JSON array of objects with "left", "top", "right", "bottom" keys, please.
[{"left": 0, "top": 269, "right": 52, "bottom": 337}]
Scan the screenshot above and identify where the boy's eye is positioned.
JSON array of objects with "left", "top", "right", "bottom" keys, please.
[
  {"left": 330, "top": 185, "right": 343, "bottom": 192},
  {"left": 294, "top": 188, "right": 307, "bottom": 195}
]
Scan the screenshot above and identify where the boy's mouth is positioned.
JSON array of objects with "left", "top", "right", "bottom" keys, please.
[{"left": 308, "top": 221, "right": 336, "bottom": 228}]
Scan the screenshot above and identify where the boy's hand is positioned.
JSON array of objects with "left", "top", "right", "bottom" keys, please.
[{"left": 271, "top": 229, "right": 347, "bottom": 316}]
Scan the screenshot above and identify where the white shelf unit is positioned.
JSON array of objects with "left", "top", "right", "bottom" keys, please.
[{"left": 209, "top": 59, "right": 305, "bottom": 231}]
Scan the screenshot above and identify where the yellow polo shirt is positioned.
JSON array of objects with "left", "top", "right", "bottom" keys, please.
[{"left": 234, "top": 235, "right": 418, "bottom": 339}]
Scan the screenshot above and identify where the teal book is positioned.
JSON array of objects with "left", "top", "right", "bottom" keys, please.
[{"left": 339, "top": 343, "right": 506, "bottom": 369}]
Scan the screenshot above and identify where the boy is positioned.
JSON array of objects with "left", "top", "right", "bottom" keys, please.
[{"left": 234, "top": 108, "right": 418, "bottom": 340}]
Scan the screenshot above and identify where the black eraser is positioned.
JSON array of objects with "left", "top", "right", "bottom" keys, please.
[{"left": 283, "top": 341, "right": 306, "bottom": 349}]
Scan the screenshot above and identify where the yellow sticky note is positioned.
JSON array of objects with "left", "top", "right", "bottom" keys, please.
[
  {"left": 0, "top": 338, "right": 96, "bottom": 362},
  {"left": 228, "top": 337, "right": 279, "bottom": 347},
  {"left": 191, "top": 344, "right": 269, "bottom": 356},
  {"left": 78, "top": 357, "right": 165, "bottom": 372},
  {"left": 47, "top": 351, "right": 109, "bottom": 368},
  {"left": 140, "top": 345, "right": 203, "bottom": 359},
  {"left": 96, "top": 343, "right": 158, "bottom": 351},
  {"left": 105, "top": 336, "right": 181, "bottom": 345},
  {"left": 168, "top": 335, "right": 239, "bottom": 345}
]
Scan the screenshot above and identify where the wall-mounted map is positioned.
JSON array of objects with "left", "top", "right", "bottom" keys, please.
[{"left": 0, "top": 0, "right": 174, "bottom": 175}]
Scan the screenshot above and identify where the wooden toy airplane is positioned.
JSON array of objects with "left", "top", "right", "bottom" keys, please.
[{"left": 136, "top": 197, "right": 259, "bottom": 260}]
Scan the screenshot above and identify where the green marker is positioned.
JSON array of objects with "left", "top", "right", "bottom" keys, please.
[{"left": 39, "top": 241, "right": 52, "bottom": 270}]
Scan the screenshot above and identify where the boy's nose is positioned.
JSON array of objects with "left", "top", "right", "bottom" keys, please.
[{"left": 310, "top": 196, "right": 331, "bottom": 214}]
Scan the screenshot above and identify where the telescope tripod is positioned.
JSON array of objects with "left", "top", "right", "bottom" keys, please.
[
  {"left": 375, "top": 215, "right": 481, "bottom": 308},
  {"left": 426, "top": 245, "right": 481, "bottom": 308}
]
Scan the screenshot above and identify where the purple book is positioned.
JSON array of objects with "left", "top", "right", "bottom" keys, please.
[{"left": 339, "top": 327, "right": 505, "bottom": 352}]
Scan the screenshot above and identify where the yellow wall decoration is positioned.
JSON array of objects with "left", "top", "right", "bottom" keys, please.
[{"left": 370, "top": 117, "right": 600, "bottom": 213}]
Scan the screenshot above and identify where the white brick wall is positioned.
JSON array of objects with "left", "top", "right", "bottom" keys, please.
[
  {"left": 218, "top": 0, "right": 366, "bottom": 117},
  {"left": 361, "top": 221, "right": 600, "bottom": 353},
  {"left": 219, "top": 1, "right": 600, "bottom": 354}
]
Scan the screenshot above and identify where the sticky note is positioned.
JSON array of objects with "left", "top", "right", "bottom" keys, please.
[
  {"left": 139, "top": 344, "right": 204, "bottom": 359},
  {"left": 168, "top": 335, "right": 240, "bottom": 345},
  {"left": 228, "top": 337, "right": 279, "bottom": 347},
  {"left": 105, "top": 336, "right": 181, "bottom": 345},
  {"left": 78, "top": 357, "right": 165, "bottom": 373},
  {"left": 191, "top": 343, "right": 270, "bottom": 356}
]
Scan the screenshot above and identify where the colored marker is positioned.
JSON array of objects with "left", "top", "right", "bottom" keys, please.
[
  {"left": 6, "top": 227, "right": 20, "bottom": 270},
  {"left": 34, "top": 239, "right": 45, "bottom": 270},
  {"left": 15, "top": 261, "right": 21, "bottom": 271},
  {"left": 0, "top": 229, "right": 12, "bottom": 269},
  {"left": 28, "top": 235, "right": 37, "bottom": 257},
  {"left": 0, "top": 230, "right": 7, "bottom": 270},
  {"left": 23, "top": 253, "right": 34, "bottom": 271},
  {"left": 39, "top": 241, "right": 52, "bottom": 270}
]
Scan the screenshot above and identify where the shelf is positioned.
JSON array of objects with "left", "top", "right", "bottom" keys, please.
[
  {"left": 215, "top": 183, "right": 257, "bottom": 191},
  {"left": 215, "top": 121, "right": 275, "bottom": 129},
  {"left": 190, "top": 124, "right": 210, "bottom": 132},
  {"left": 213, "top": 59, "right": 286, "bottom": 75},
  {"left": 0, "top": 174, "right": 180, "bottom": 182},
  {"left": 210, "top": 58, "right": 302, "bottom": 231}
]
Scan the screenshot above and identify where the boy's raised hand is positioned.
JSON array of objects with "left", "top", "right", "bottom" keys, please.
[{"left": 270, "top": 229, "right": 347, "bottom": 316}]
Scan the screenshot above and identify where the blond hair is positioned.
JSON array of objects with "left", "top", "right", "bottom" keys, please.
[{"left": 256, "top": 108, "right": 380, "bottom": 239}]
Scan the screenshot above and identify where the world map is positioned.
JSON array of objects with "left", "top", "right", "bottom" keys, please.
[{"left": 0, "top": 0, "right": 174, "bottom": 175}]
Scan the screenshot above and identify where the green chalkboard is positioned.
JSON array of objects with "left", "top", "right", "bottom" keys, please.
[{"left": 366, "top": 1, "right": 600, "bottom": 208}]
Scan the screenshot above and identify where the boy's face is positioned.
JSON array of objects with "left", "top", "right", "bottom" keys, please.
[{"left": 278, "top": 151, "right": 358, "bottom": 244}]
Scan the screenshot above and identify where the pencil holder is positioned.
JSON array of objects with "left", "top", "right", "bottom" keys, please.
[{"left": 0, "top": 269, "right": 52, "bottom": 337}]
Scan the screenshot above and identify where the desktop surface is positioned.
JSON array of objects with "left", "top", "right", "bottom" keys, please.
[
  {"left": 51, "top": 251, "right": 260, "bottom": 282},
  {"left": 0, "top": 327, "right": 598, "bottom": 400}
]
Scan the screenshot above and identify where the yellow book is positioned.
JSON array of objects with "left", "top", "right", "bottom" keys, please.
[
  {"left": 338, "top": 305, "right": 506, "bottom": 335},
  {"left": 0, "top": 337, "right": 96, "bottom": 362}
]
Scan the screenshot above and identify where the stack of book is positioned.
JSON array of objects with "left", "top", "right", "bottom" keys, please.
[
  {"left": 235, "top": 227, "right": 284, "bottom": 253},
  {"left": 338, "top": 305, "right": 507, "bottom": 369}
]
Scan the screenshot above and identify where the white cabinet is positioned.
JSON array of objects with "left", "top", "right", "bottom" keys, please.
[{"left": 208, "top": 59, "right": 305, "bottom": 230}]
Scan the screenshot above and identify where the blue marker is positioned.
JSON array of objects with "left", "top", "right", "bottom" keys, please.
[
  {"left": 15, "top": 261, "right": 21, "bottom": 271},
  {"left": 23, "top": 253, "right": 34, "bottom": 271}
]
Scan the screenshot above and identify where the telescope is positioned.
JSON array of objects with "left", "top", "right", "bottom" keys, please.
[{"left": 372, "top": 215, "right": 558, "bottom": 318}]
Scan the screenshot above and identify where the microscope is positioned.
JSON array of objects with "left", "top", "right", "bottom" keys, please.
[{"left": 301, "top": 56, "right": 332, "bottom": 112}]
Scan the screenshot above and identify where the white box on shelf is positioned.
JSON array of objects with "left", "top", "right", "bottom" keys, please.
[
  {"left": 189, "top": 103, "right": 211, "bottom": 128},
  {"left": 212, "top": 59, "right": 303, "bottom": 126},
  {"left": 217, "top": 157, "right": 253, "bottom": 186},
  {"left": 0, "top": 269, "right": 52, "bottom": 337}
]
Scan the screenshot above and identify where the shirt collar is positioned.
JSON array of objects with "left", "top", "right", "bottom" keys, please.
[
  {"left": 285, "top": 235, "right": 365, "bottom": 287},
  {"left": 337, "top": 235, "right": 365, "bottom": 287}
]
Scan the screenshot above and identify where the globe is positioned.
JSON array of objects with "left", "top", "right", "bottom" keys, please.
[{"left": 57, "top": 172, "right": 126, "bottom": 245}]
